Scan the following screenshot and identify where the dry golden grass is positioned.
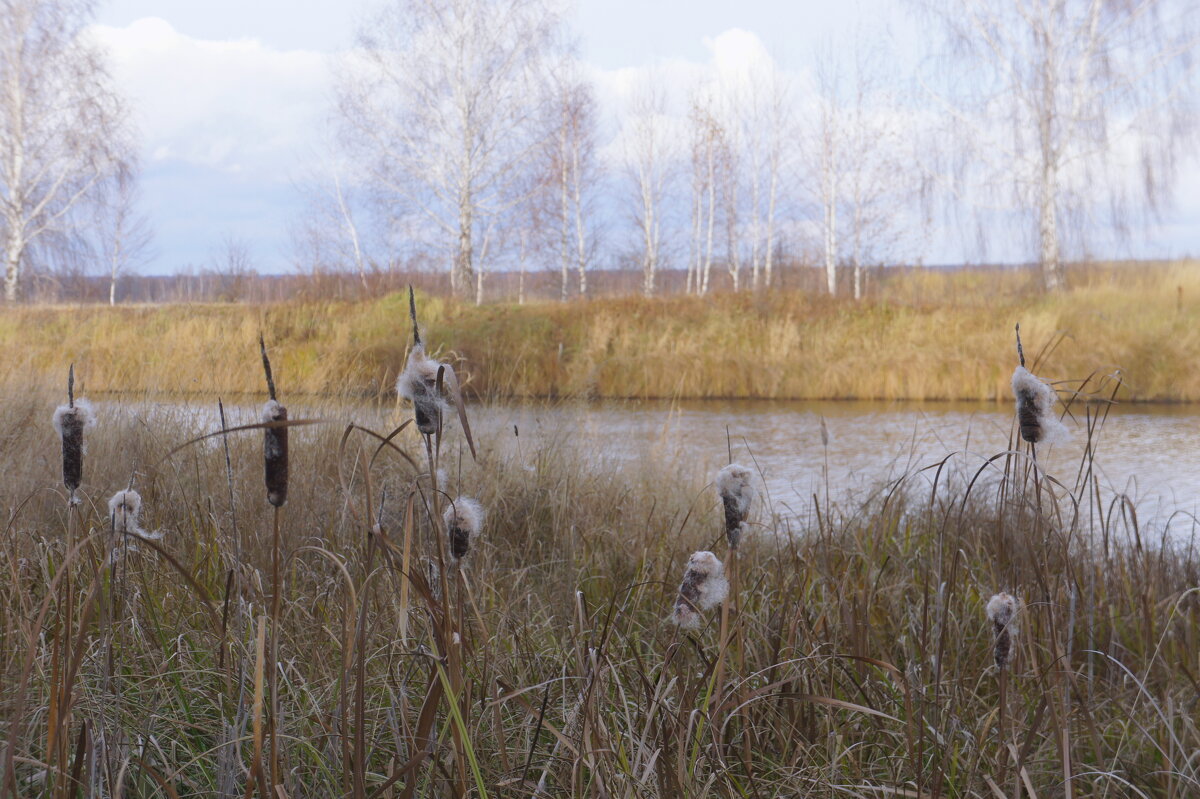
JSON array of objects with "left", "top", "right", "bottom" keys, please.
[{"left": 2, "top": 262, "right": 1199, "bottom": 401}]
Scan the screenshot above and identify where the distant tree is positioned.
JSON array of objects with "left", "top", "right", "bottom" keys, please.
[
  {"left": 921, "top": 0, "right": 1199, "bottom": 290},
  {"left": 95, "top": 160, "right": 154, "bottom": 305},
  {"left": 806, "top": 36, "right": 921, "bottom": 299},
  {"left": 547, "top": 68, "right": 600, "bottom": 300},
  {"left": 210, "top": 235, "right": 255, "bottom": 302},
  {"left": 622, "top": 79, "right": 676, "bottom": 297},
  {"left": 738, "top": 63, "right": 789, "bottom": 290},
  {"left": 841, "top": 37, "right": 922, "bottom": 299},
  {"left": 809, "top": 49, "right": 843, "bottom": 296},
  {"left": 0, "top": 0, "right": 132, "bottom": 302},
  {"left": 292, "top": 153, "right": 372, "bottom": 296},
  {"left": 688, "top": 96, "right": 722, "bottom": 296},
  {"left": 336, "top": 0, "right": 565, "bottom": 303}
]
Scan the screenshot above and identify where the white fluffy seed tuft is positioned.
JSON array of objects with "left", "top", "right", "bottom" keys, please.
[
  {"left": 671, "top": 551, "right": 729, "bottom": 629},
  {"left": 1011, "top": 366, "right": 1068, "bottom": 444},
  {"left": 444, "top": 497, "right": 485, "bottom": 562},
  {"left": 986, "top": 592, "right": 1018, "bottom": 628},
  {"left": 52, "top": 398, "right": 96, "bottom": 438}
]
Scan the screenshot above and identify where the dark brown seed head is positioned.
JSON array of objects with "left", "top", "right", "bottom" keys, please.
[
  {"left": 1016, "top": 386, "right": 1043, "bottom": 443},
  {"left": 985, "top": 592, "right": 1019, "bottom": 670},
  {"left": 993, "top": 623, "right": 1012, "bottom": 670},
  {"left": 442, "top": 497, "right": 484, "bottom": 563},
  {"left": 262, "top": 400, "right": 289, "bottom": 507},
  {"left": 60, "top": 411, "right": 84, "bottom": 492},
  {"left": 449, "top": 524, "right": 470, "bottom": 560},
  {"left": 722, "top": 499, "right": 744, "bottom": 548},
  {"left": 412, "top": 379, "right": 442, "bottom": 435}
]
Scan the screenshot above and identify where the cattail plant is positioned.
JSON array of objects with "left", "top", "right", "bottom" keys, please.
[
  {"left": 986, "top": 592, "right": 1020, "bottom": 670},
  {"left": 1011, "top": 324, "right": 1066, "bottom": 445},
  {"left": 671, "top": 551, "right": 729, "bottom": 630},
  {"left": 716, "top": 464, "right": 754, "bottom": 549},
  {"left": 52, "top": 365, "right": 94, "bottom": 500},
  {"left": 397, "top": 287, "right": 449, "bottom": 436},
  {"left": 443, "top": 497, "right": 484, "bottom": 563},
  {"left": 260, "top": 335, "right": 289, "bottom": 507},
  {"left": 258, "top": 334, "right": 289, "bottom": 792}
]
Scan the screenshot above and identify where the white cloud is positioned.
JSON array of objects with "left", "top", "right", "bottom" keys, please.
[{"left": 87, "top": 17, "right": 331, "bottom": 177}]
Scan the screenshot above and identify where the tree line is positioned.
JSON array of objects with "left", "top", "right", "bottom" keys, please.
[{"left": 2, "top": 0, "right": 1196, "bottom": 304}]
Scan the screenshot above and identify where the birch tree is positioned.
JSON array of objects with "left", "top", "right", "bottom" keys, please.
[
  {"left": 739, "top": 64, "right": 789, "bottom": 290},
  {"left": 0, "top": 0, "right": 130, "bottom": 302},
  {"left": 543, "top": 65, "right": 600, "bottom": 301},
  {"left": 922, "top": 0, "right": 1198, "bottom": 290},
  {"left": 95, "top": 160, "right": 153, "bottom": 305},
  {"left": 621, "top": 80, "right": 675, "bottom": 297},
  {"left": 293, "top": 154, "right": 373, "bottom": 296},
  {"left": 842, "top": 38, "right": 922, "bottom": 299},
  {"left": 689, "top": 97, "right": 722, "bottom": 295},
  {"left": 811, "top": 53, "right": 843, "bottom": 296},
  {"left": 336, "top": 0, "right": 563, "bottom": 302}
]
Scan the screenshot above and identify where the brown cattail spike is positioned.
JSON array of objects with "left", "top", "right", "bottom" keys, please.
[
  {"left": 716, "top": 464, "right": 754, "bottom": 549},
  {"left": 443, "top": 497, "right": 484, "bottom": 563},
  {"left": 53, "top": 366, "right": 94, "bottom": 495},
  {"left": 262, "top": 400, "right": 289, "bottom": 507},
  {"left": 259, "top": 337, "right": 288, "bottom": 506},
  {"left": 397, "top": 340, "right": 446, "bottom": 437},
  {"left": 671, "top": 551, "right": 729, "bottom": 630},
  {"left": 1011, "top": 365, "right": 1066, "bottom": 445},
  {"left": 986, "top": 592, "right": 1019, "bottom": 670}
]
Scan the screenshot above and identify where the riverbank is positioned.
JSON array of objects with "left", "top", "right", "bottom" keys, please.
[{"left": 2, "top": 262, "right": 1197, "bottom": 400}]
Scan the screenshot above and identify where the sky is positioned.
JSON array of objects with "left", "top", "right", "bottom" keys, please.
[{"left": 89, "top": 0, "right": 1200, "bottom": 275}]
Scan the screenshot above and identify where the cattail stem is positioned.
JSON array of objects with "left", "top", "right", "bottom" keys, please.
[
  {"left": 1015, "top": 323, "right": 1025, "bottom": 368},
  {"left": 998, "top": 665, "right": 1008, "bottom": 786},
  {"left": 268, "top": 504, "right": 283, "bottom": 793}
]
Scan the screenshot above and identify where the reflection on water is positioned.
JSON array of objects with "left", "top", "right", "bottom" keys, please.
[{"left": 473, "top": 399, "right": 1200, "bottom": 526}]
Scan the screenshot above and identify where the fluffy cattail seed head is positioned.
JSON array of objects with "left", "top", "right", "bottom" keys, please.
[
  {"left": 262, "top": 399, "right": 289, "bottom": 507},
  {"left": 108, "top": 489, "right": 142, "bottom": 534},
  {"left": 986, "top": 592, "right": 1020, "bottom": 670},
  {"left": 53, "top": 397, "right": 94, "bottom": 494},
  {"left": 671, "top": 551, "right": 729, "bottom": 630},
  {"left": 397, "top": 344, "right": 447, "bottom": 436},
  {"left": 1011, "top": 366, "right": 1067, "bottom": 445},
  {"left": 443, "top": 497, "right": 484, "bottom": 562},
  {"left": 716, "top": 464, "right": 754, "bottom": 549}
]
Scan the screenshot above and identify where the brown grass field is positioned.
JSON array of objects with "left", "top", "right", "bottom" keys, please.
[{"left": 2, "top": 262, "right": 1199, "bottom": 402}]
